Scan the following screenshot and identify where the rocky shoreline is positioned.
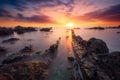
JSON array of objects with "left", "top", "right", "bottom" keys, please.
[
  {"left": 0, "top": 26, "right": 37, "bottom": 36},
  {"left": 0, "top": 39, "right": 60, "bottom": 80},
  {"left": 71, "top": 30, "right": 120, "bottom": 80},
  {"left": 86, "top": 25, "right": 120, "bottom": 30}
]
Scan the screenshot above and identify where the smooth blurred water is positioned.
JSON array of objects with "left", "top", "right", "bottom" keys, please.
[
  {"left": 0, "top": 28, "right": 120, "bottom": 61},
  {"left": 74, "top": 28, "right": 120, "bottom": 52},
  {"left": 0, "top": 28, "right": 119, "bottom": 54},
  {"left": 0, "top": 27, "right": 120, "bottom": 80}
]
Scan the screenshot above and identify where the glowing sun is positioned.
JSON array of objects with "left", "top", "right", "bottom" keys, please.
[{"left": 67, "top": 22, "right": 74, "bottom": 29}]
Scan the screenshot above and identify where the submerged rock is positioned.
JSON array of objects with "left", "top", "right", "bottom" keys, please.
[
  {"left": 86, "top": 38, "right": 109, "bottom": 54},
  {"left": 68, "top": 57, "right": 75, "bottom": 62},
  {"left": 2, "top": 38, "right": 19, "bottom": 44},
  {"left": 35, "top": 51, "right": 42, "bottom": 55},
  {"left": 0, "top": 46, "right": 7, "bottom": 53},
  {"left": 20, "top": 45, "right": 33, "bottom": 53},
  {"left": 2, "top": 53, "right": 24, "bottom": 64},
  {"left": 2, "top": 45, "right": 34, "bottom": 64},
  {"left": 117, "top": 32, "right": 120, "bottom": 34}
]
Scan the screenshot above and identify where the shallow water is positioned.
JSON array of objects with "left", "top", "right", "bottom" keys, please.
[
  {"left": 74, "top": 28, "right": 120, "bottom": 52},
  {"left": 0, "top": 27, "right": 120, "bottom": 80},
  {"left": 48, "top": 30, "right": 74, "bottom": 80}
]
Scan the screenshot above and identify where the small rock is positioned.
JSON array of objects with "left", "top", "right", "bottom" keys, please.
[
  {"left": 0, "top": 46, "right": 7, "bottom": 52},
  {"left": 2, "top": 38, "right": 19, "bottom": 43}
]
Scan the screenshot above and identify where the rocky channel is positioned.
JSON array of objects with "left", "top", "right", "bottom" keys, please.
[
  {"left": 72, "top": 30, "right": 120, "bottom": 80},
  {"left": 0, "top": 39, "right": 60, "bottom": 80}
]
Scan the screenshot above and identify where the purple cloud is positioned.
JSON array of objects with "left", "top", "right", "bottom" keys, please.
[
  {"left": 16, "top": 13, "right": 57, "bottom": 23},
  {"left": 85, "top": 4, "right": 120, "bottom": 22}
]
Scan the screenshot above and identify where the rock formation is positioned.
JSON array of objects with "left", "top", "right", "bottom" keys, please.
[
  {"left": 0, "top": 27, "right": 13, "bottom": 36},
  {"left": 86, "top": 38, "right": 109, "bottom": 54},
  {"left": 14, "top": 25, "right": 37, "bottom": 34},
  {"left": 72, "top": 31, "right": 120, "bottom": 80},
  {"left": 2, "top": 38, "right": 19, "bottom": 44}
]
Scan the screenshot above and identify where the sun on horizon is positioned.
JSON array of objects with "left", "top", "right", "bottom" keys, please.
[{"left": 67, "top": 22, "right": 74, "bottom": 29}]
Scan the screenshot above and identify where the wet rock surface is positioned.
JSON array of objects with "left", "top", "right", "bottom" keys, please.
[
  {"left": 96, "top": 51, "right": 120, "bottom": 80},
  {"left": 72, "top": 30, "right": 120, "bottom": 80},
  {"left": 0, "top": 61, "right": 48, "bottom": 80},
  {"left": 20, "top": 45, "right": 34, "bottom": 53},
  {"left": 0, "top": 39, "right": 60, "bottom": 80}
]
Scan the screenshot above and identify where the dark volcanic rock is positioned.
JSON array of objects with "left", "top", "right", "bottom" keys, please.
[
  {"left": 0, "top": 61, "right": 48, "bottom": 80},
  {"left": 106, "top": 25, "right": 120, "bottom": 29},
  {"left": 14, "top": 25, "right": 37, "bottom": 34},
  {"left": 72, "top": 30, "right": 120, "bottom": 80},
  {"left": 68, "top": 57, "right": 74, "bottom": 61},
  {"left": 87, "top": 27, "right": 105, "bottom": 30},
  {"left": 2, "top": 45, "right": 34, "bottom": 64},
  {"left": 2, "top": 38, "right": 19, "bottom": 44},
  {"left": 40, "top": 27, "right": 52, "bottom": 32},
  {"left": 86, "top": 38, "right": 109, "bottom": 54},
  {"left": 0, "top": 46, "right": 7, "bottom": 53},
  {"left": 2, "top": 55, "right": 24, "bottom": 64},
  {"left": 20, "top": 45, "right": 33, "bottom": 53},
  {"left": 0, "top": 27, "right": 13, "bottom": 36},
  {"left": 49, "top": 44, "right": 58, "bottom": 53},
  {"left": 96, "top": 51, "right": 120, "bottom": 80},
  {"left": 117, "top": 32, "right": 120, "bottom": 34}
]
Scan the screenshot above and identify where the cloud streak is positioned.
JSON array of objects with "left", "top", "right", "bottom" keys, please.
[
  {"left": 0, "top": 0, "right": 120, "bottom": 26},
  {"left": 16, "top": 14, "right": 57, "bottom": 23},
  {"left": 85, "top": 4, "right": 120, "bottom": 22},
  {"left": 72, "top": 4, "right": 120, "bottom": 22}
]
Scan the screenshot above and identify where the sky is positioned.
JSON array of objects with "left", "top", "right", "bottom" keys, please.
[{"left": 0, "top": 0, "right": 120, "bottom": 27}]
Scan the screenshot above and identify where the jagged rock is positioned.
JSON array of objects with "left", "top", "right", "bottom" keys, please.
[
  {"left": 86, "top": 38, "right": 109, "bottom": 54},
  {"left": 14, "top": 25, "right": 37, "bottom": 34},
  {"left": 96, "top": 51, "right": 120, "bottom": 80},
  {"left": 20, "top": 45, "right": 33, "bottom": 53},
  {"left": 74, "top": 36, "right": 83, "bottom": 42},
  {"left": 0, "top": 27, "right": 13, "bottom": 36},
  {"left": 0, "top": 61, "right": 48, "bottom": 80},
  {"left": 2, "top": 38, "right": 19, "bottom": 43},
  {"left": 49, "top": 44, "right": 58, "bottom": 53},
  {"left": 2, "top": 45, "right": 34, "bottom": 64},
  {"left": 2, "top": 54, "right": 24, "bottom": 64}
]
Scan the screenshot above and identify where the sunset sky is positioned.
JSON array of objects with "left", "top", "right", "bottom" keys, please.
[{"left": 0, "top": 0, "right": 120, "bottom": 27}]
